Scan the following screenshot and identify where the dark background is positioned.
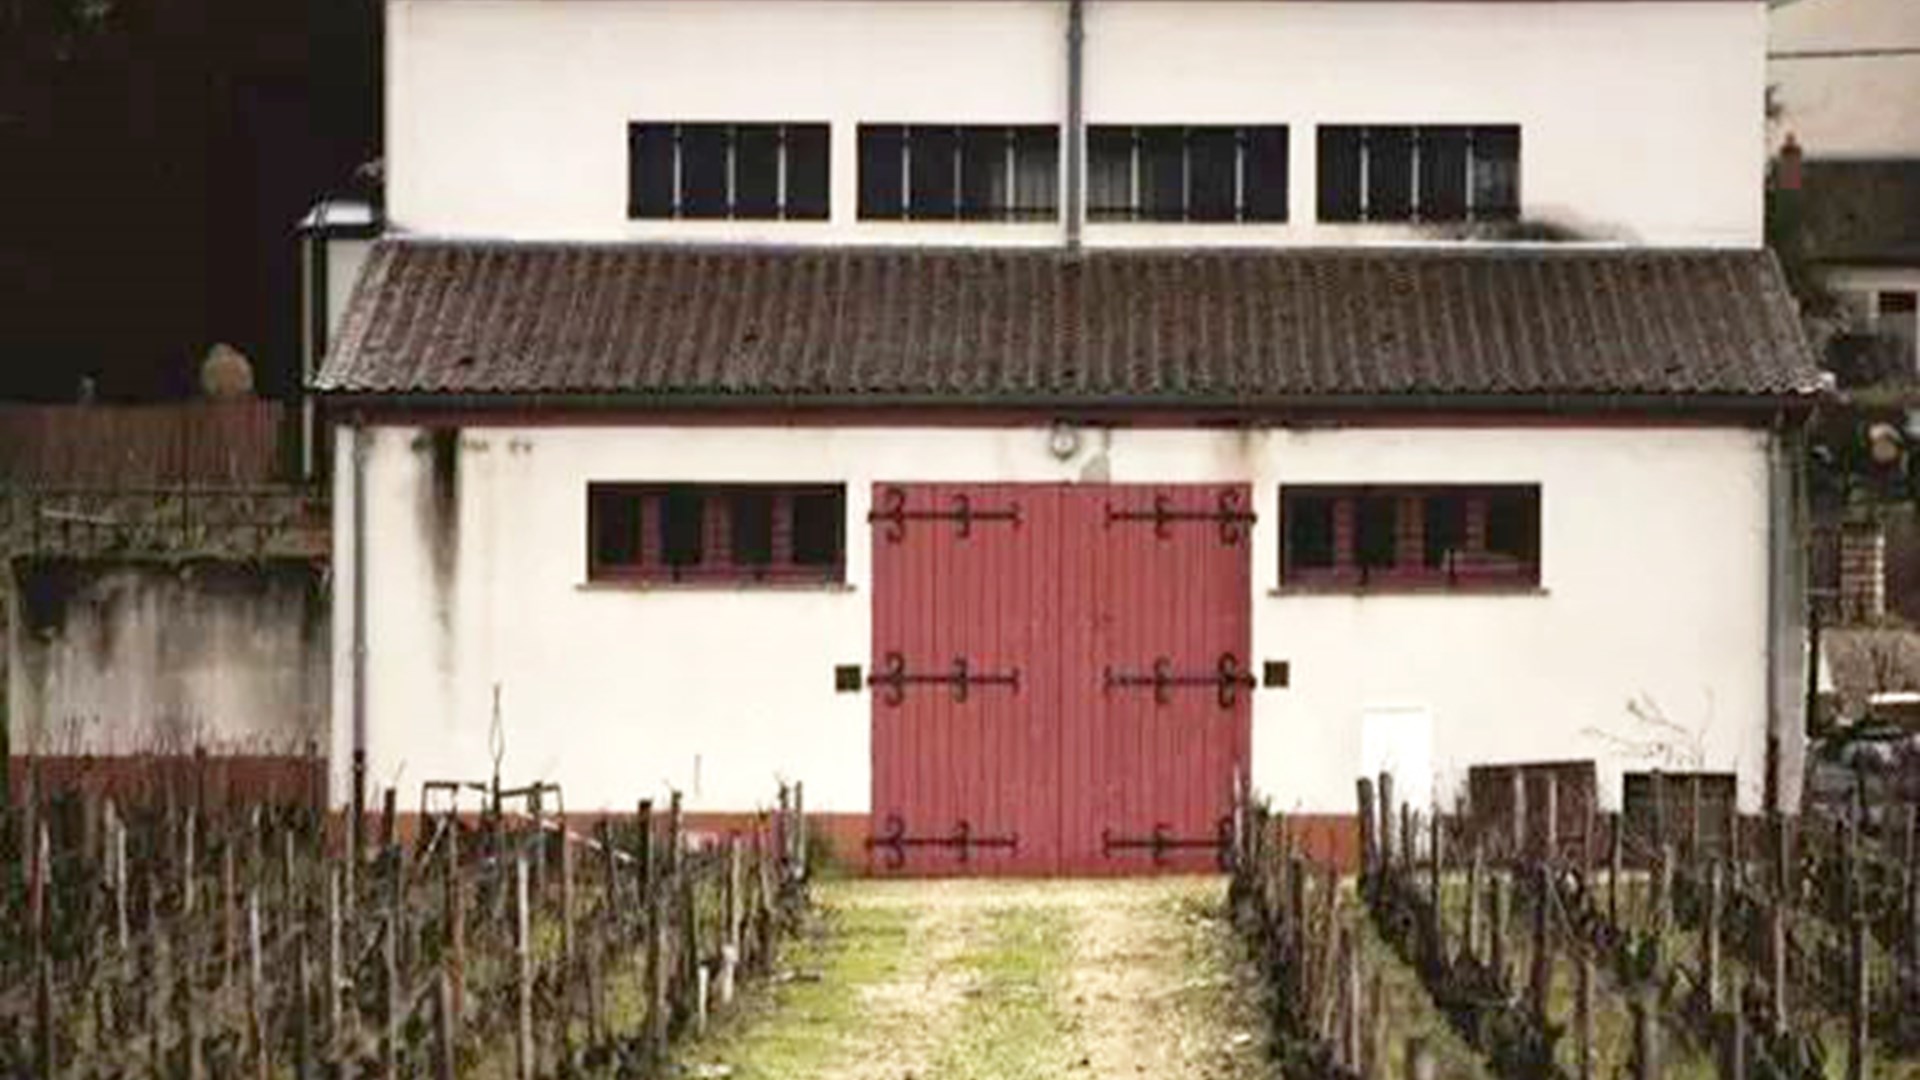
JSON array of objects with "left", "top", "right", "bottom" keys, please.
[{"left": 0, "top": 0, "right": 380, "bottom": 402}]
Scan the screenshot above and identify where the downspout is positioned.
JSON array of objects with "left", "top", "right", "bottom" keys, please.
[
  {"left": 1064, "top": 0, "right": 1085, "bottom": 253},
  {"left": 350, "top": 419, "right": 369, "bottom": 849},
  {"left": 1766, "top": 412, "right": 1811, "bottom": 817}
]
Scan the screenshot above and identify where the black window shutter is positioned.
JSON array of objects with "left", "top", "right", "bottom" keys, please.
[
  {"left": 1012, "top": 127, "right": 1059, "bottom": 218},
  {"left": 1419, "top": 127, "right": 1469, "bottom": 223},
  {"left": 1316, "top": 127, "right": 1363, "bottom": 222},
  {"left": 907, "top": 126, "right": 959, "bottom": 219},
  {"left": 679, "top": 125, "right": 731, "bottom": 219},
  {"left": 858, "top": 125, "right": 906, "bottom": 219},
  {"left": 733, "top": 125, "right": 781, "bottom": 218},
  {"left": 785, "top": 125, "right": 830, "bottom": 220},
  {"left": 629, "top": 123, "right": 677, "bottom": 219},
  {"left": 1244, "top": 126, "right": 1288, "bottom": 222},
  {"left": 1140, "top": 128, "right": 1185, "bottom": 221},
  {"left": 1366, "top": 126, "right": 1415, "bottom": 222},
  {"left": 1087, "top": 128, "right": 1134, "bottom": 220},
  {"left": 958, "top": 127, "right": 1006, "bottom": 220},
  {"left": 1187, "top": 128, "right": 1238, "bottom": 222},
  {"left": 1471, "top": 126, "right": 1522, "bottom": 220}
]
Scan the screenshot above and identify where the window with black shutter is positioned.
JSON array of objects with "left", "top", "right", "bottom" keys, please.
[
  {"left": 1317, "top": 124, "right": 1520, "bottom": 223},
  {"left": 1086, "top": 126, "right": 1289, "bottom": 223},
  {"left": 625, "top": 122, "right": 831, "bottom": 220},
  {"left": 858, "top": 125, "right": 1059, "bottom": 221}
]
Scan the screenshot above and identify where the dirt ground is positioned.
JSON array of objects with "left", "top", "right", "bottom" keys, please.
[{"left": 679, "top": 877, "right": 1277, "bottom": 1080}]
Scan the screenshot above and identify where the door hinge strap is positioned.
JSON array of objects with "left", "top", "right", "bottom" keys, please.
[
  {"left": 1103, "top": 489, "right": 1255, "bottom": 544},
  {"left": 1100, "top": 817, "right": 1235, "bottom": 870},
  {"left": 869, "top": 487, "right": 1022, "bottom": 543},
  {"left": 865, "top": 814, "right": 1019, "bottom": 870},
  {"left": 1103, "top": 652, "right": 1255, "bottom": 708},
  {"left": 869, "top": 651, "right": 1021, "bottom": 706}
]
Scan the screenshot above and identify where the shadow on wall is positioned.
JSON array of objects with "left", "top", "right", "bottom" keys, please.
[{"left": 8, "top": 558, "right": 330, "bottom": 804}]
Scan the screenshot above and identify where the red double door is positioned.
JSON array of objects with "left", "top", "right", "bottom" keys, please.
[{"left": 868, "top": 483, "right": 1253, "bottom": 876}]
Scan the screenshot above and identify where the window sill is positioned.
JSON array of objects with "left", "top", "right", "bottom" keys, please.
[
  {"left": 1268, "top": 583, "right": 1547, "bottom": 598},
  {"left": 577, "top": 579, "right": 856, "bottom": 594}
]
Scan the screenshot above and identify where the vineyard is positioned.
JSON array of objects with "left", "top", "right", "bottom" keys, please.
[
  {"left": 0, "top": 766, "right": 811, "bottom": 1078},
  {"left": 1232, "top": 771, "right": 1920, "bottom": 1080}
]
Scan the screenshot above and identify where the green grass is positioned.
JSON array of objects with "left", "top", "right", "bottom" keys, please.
[
  {"left": 675, "top": 895, "right": 914, "bottom": 1079},
  {"left": 1355, "top": 910, "right": 1497, "bottom": 1080},
  {"left": 930, "top": 902, "right": 1079, "bottom": 1080}
]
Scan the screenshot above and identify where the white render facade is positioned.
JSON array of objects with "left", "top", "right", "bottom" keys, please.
[
  {"left": 387, "top": 0, "right": 1768, "bottom": 248},
  {"left": 331, "top": 420, "right": 1788, "bottom": 817}
]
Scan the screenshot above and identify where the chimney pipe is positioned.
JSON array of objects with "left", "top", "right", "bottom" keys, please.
[{"left": 1776, "top": 134, "right": 1804, "bottom": 192}]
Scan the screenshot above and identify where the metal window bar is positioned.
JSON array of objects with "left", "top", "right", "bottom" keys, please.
[
  {"left": 1233, "top": 127, "right": 1247, "bottom": 222},
  {"left": 1357, "top": 128, "right": 1371, "bottom": 222},
  {"left": 775, "top": 125, "right": 789, "bottom": 220},
  {"left": 671, "top": 125, "right": 684, "bottom": 218},
  {"left": 1409, "top": 127, "right": 1423, "bottom": 222},
  {"left": 725, "top": 124, "right": 738, "bottom": 216}
]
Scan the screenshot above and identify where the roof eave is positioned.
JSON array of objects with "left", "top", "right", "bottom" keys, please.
[{"left": 314, "top": 387, "right": 1829, "bottom": 418}]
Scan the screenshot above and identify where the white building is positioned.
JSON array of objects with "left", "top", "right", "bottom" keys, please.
[{"left": 318, "top": 0, "right": 1820, "bottom": 872}]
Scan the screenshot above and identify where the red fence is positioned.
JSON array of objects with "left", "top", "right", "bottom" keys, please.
[{"left": 0, "top": 401, "right": 294, "bottom": 486}]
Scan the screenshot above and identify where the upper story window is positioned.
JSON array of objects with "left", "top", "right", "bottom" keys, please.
[
  {"left": 1088, "top": 126, "right": 1289, "bottom": 223},
  {"left": 1280, "top": 484, "right": 1540, "bottom": 591},
  {"left": 858, "top": 125, "right": 1058, "bottom": 222},
  {"left": 628, "top": 123, "right": 830, "bottom": 221},
  {"left": 1317, "top": 125, "right": 1520, "bottom": 224},
  {"left": 588, "top": 482, "right": 846, "bottom": 584}
]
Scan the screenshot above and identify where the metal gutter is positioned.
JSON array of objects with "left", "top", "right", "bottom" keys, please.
[{"left": 313, "top": 388, "right": 1828, "bottom": 418}]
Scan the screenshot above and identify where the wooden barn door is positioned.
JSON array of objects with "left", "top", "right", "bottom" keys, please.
[
  {"left": 867, "top": 484, "right": 1059, "bottom": 874},
  {"left": 868, "top": 482, "right": 1250, "bottom": 875},
  {"left": 1066, "top": 485, "right": 1254, "bottom": 874}
]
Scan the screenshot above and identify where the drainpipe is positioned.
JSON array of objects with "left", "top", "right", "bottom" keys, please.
[
  {"left": 1065, "top": 0, "right": 1085, "bottom": 253},
  {"left": 350, "top": 419, "right": 369, "bottom": 847},
  {"left": 1765, "top": 413, "right": 1810, "bottom": 817}
]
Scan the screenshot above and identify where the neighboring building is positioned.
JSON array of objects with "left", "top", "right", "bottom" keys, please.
[
  {"left": 318, "top": 0, "right": 1819, "bottom": 873},
  {"left": 1770, "top": 0, "right": 1920, "bottom": 376}
]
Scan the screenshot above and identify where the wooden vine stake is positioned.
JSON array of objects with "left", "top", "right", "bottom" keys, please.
[
  {"left": 1529, "top": 861, "right": 1554, "bottom": 1028},
  {"left": 249, "top": 892, "right": 269, "bottom": 1080},
  {"left": 515, "top": 853, "right": 535, "bottom": 1080},
  {"left": 1577, "top": 949, "right": 1595, "bottom": 1080},
  {"left": 1849, "top": 916, "right": 1868, "bottom": 1080}
]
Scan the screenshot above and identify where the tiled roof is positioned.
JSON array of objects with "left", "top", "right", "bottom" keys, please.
[
  {"left": 316, "top": 241, "right": 1822, "bottom": 404},
  {"left": 1799, "top": 159, "right": 1920, "bottom": 268}
]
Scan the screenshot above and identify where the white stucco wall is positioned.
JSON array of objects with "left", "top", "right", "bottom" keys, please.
[
  {"left": 1769, "top": 0, "right": 1920, "bottom": 157},
  {"left": 10, "top": 561, "right": 331, "bottom": 758},
  {"left": 333, "top": 421, "right": 1778, "bottom": 818},
  {"left": 386, "top": 0, "right": 1767, "bottom": 247}
]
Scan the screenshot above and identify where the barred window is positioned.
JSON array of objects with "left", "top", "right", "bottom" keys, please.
[
  {"left": 858, "top": 125, "right": 1059, "bottom": 221},
  {"left": 1087, "top": 126, "right": 1288, "bottom": 223},
  {"left": 1317, "top": 125, "right": 1519, "bottom": 224},
  {"left": 627, "top": 123, "right": 830, "bottom": 220},
  {"left": 1281, "top": 484, "right": 1541, "bottom": 590},
  {"left": 588, "top": 483, "right": 846, "bottom": 584}
]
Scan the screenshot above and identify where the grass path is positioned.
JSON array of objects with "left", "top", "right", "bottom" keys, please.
[{"left": 676, "top": 877, "right": 1275, "bottom": 1080}]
